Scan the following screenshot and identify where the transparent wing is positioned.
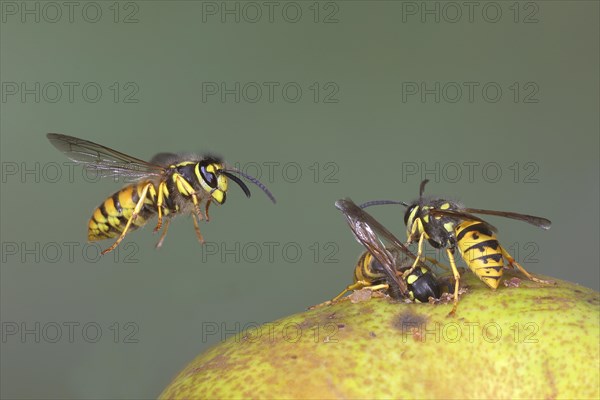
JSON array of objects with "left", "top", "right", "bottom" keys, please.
[
  {"left": 461, "top": 208, "right": 551, "bottom": 230},
  {"left": 149, "top": 152, "right": 179, "bottom": 166},
  {"left": 335, "top": 198, "right": 409, "bottom": 299},
  {"left": 429, "top": 208, "right": 551, "bottom": 231},
  {"left": 47, "top": 133, "right": 165, "bottom": 179},
  {"left": 428, "top": 209, "right": 498, "bottom": 232}
]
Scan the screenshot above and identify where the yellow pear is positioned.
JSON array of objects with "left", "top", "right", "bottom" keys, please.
[{"left": 160, "top": 271, "right": 599, "bottom": 399}]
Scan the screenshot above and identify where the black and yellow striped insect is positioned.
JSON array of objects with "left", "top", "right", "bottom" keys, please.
[
  {"left": 330, "top": 199, "right": 444, "bottom": 304},
  {"left": 360, "top": 180, "right": 552, "bottom": 314},
  {"left": 47, "top": 133, "right": 276, "bottom": 255}
]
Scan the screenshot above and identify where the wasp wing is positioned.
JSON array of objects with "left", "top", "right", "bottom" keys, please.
[
  {"left": 460, "top": 208, "right": 551, "bottom": 230},
  {"left": 335, "top": 199, "right": 409, "bottom": 299},
  {"left": 149, "top": 152, "right": 180, "bottom": 166},
  {"left": 428, "top": 209, "right": 499, "bottom": 232},
  {"left": 47, "top": 133, "right": 165, "bottom": 180}
]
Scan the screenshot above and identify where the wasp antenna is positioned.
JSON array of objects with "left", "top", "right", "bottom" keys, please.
[
  {"left": 359, "top": 200, "right": 409, "bottom": 209},
  {"left": 221, "top": 171, "right": 251, "bottom": 198},
  {"left": 223, "top": 169, "right": 276, "bottom": 204},
  {"left": 419, "top": 179, "right": 430, "bottom": 199}
]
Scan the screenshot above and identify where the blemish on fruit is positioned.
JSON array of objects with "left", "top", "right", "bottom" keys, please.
[
  {"left": 350, "top": 288, "right": 373, "bottom": 303},
  {"left": 393, "top": 311, "right": 427, "bottom": 333},
  {"left": 504, "top": 277, "right": 522, "bottom": 288}
]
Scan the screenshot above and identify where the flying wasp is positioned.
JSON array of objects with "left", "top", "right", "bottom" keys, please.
[
  {"left": 360, "top": 180, "right": 552, "bottom": 315},
  {"left": 47, "top": 133, "right": 276, "bottom": 255},
  {"left": 329, "top": 199, "right": 444, "bottom": 304}
]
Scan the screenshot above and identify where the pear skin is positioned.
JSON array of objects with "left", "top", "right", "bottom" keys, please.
[{"left": 160, "top": 271, "right": 600, "bottom": 399}]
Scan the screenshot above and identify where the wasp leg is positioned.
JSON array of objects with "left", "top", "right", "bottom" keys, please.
[
  {"left": 155, "top": 218, "right": 171, "bottom": 249},
  {"left": 154, "top": 207, "right": 163, "bottom": 233},
  {"left": 331, "top": 281, "right": 390, "bottom": 303},
  {"left": 447, "top": 249, "right": 461, "bottom": 317},
  {"left": 361, "top": 283, "right": 389, "bottom": 293},
  {"left": 327, "top": 282, "right": 363, "bottom": 305},
  {"left": 174, "top": 173, "right": 206, "bottom": 221},
  {"left": 101, "top": 183, "right": 152, "bottom": 255},
  {"left": 204, "top": 200, "right": 212, "bottom": 222},
  {"left": 500, "top": 246, "right": 554, "bottom": 285},
  {"left": 192, "top": 196, "right": 204, "bottom": 221},
  {"left": 191, "top": 212, "right": 205, "bottom": 244},
  {"left": 404, "top": 232, "right": 426, "bottom": 278},
  {"left": 314, "top": 281, "right": 390, "bottom": 308},
  {"left": 153, "top": 181, "right": 168, "bottom": 233}
]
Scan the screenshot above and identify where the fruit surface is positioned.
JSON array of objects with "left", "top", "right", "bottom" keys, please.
[{"left": 160, "top": 271, "right": 600, "bottom": 399}]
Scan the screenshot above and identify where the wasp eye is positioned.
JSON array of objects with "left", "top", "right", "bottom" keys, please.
[
  {"left": 404, "top": 205, "right": 416, "bottom": 225},
  {"left": 200, "top": 164, "right": 218, "bottom": 188}
]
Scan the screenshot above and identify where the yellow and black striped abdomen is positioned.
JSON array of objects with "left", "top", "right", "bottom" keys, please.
[
  {"left": 88, "top": 182, "right": 158, "bottom": 241},
  {"left": 455, "top": 220, "right": 504, "bottom": 289},
  {"left": 354, "top": 252, "right": 387, "bottom": 284}
]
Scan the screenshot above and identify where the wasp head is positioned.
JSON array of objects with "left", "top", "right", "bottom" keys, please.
[{"left": 196, "top": 159, "right": 229, "bottom": 204}]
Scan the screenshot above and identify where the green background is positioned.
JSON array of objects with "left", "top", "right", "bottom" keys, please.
[{"left": 1, "top": 1, "right": 598, "bottom": 398}]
